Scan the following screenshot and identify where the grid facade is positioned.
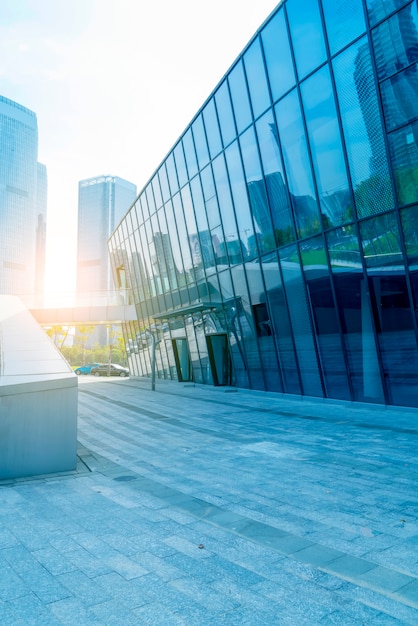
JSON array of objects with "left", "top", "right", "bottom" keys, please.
[
  {"left": 109, "top": 0, "right": 418, "bottom": 408},
  {"left": 0, "top": 95, "right": 46, "bottom": 303}
]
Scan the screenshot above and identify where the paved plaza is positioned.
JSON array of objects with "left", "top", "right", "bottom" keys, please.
[{"left": 1, "top": 377, "right": 418, "bottom": 625}]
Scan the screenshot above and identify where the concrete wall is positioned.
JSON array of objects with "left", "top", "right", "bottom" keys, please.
[{"left": 0, "top": 296, "right": 78, "bottom": 479}]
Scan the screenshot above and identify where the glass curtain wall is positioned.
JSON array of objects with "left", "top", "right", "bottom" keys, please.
[{"left": 109, "top": 0, "right": 418, "bottom": 408}]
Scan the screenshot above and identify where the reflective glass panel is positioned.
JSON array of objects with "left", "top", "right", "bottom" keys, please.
[
  {"left": 225, "top": 142, "right": 256, "bottom": 260},
  {"left": 261, "top": 9, "right": 295, "bottom": 102},
  {"left": 140, "top": 192, "right": 149, "bottom": 220},
  {"left": 192, "top": 115, "right": 210, "bottom": 170},
  {"left": 215, "top": 81, "right": 236, "bottom": 147},
  {"left": 380, "top": 63, "right": 418, "bottom": 131},
  {"left": 165, "top": 153, "right": 179, "bottom": 194},
  {"left": 359, "top": 211, "right": 418, "bottom": 407},
  {"left": 400, "top": 205, "right": 418, "bottom": 269},
  {"left": 172, "top": 193, "right": 193, "bottom": 281},
  {"left": 322, "top": 0, "right": 366, "bottom": 56},
  {"left": 333, "top": 37, "right": 394, "bottom": 218},
  {"left": 300, "top": 235, "right": 351, "bottom": 399},
  {"left": 228, "top": 60, "right": 253, "bottom": 134},
  {"left": 275, "top": 90, "right": 321, "bottom": 238},
  {"left": 182, "top": 128, "right": 198, "bottom": 179},
  {"left": 372, "top": 2, "right": 418, "bottom": 79},
  {"left": 174, "top": 142, "right": 188, "bottom": 188},
  {"left": 201, "top": 165, "right": 221, "bottom": 230},
  {"left": 154, "top": 207, "right": 171, "bottom": 293},
  {"left": 301, "top": 66, "right": 353, "bottom": 228},
  {"left": 212, "top": 153, "right": 240, "bottom": 264},
  {"left": 164, "top": 199, "right": 184, "bottom": 289},
  {"left": 146, "top": 186, "right": 156, "bottom": 216},
  {"left": 240, "top": 126, "right": 275, "bottom": 254},
  {"left": 286, "top": 0, "right": 327, "bottom": 79},
  {"left": 202, "top": 99, "right": 223, "bottom": 159},
  {"left": 366, "top": 0, "right": 412, "bottom": 27},
  {"left": 279, "top": 243, "right": 323, "bottom": 396},
  {"left": 152, "top": 174, "right": 162, "bottom": 210},
  {"left": 255, "top": 111, "right": 295, "bottom": 246},
  {"left": 243, "top": 38, "right": 271, "bottom": 119},
  {"left": 388, "top": 120, "right": 418, "bottom": 205},
  {"left": 158, "top": 165, "right": 170, "bottom": 203}
]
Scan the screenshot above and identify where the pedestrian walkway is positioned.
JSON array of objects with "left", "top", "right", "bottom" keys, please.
[{"left": 1, "top": 377, "right": 418, "bottom": 625}]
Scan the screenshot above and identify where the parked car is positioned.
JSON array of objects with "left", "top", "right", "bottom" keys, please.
[
  {"left": 90, "top": 364, "right": 129, "bottom": 377},
  {"left": 74, "top": 363, "right": 101, "bottom": 375}
]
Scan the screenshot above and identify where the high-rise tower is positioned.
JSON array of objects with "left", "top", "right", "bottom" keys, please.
[{"left": 0, "top": 95, "right": 47, "bottom": 304}]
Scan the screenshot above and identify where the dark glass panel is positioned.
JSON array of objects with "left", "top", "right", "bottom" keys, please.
[
  {"left": 300, "top": 236, "right": 351, "bottom": 399},
  {"left": 326, "top": 225, "right": 384, "bottom": 402},
  {"left": 322, "top": 0, "right": 366, "bottom": 56},
  {"left": 279, "top": 243, "right": 323, "bottom": 396},
  {"left": 243, "top": 38, "right": 271, "bottom": 119},
  {"left": 212, "top": 153, "right": 241, "bottom": 265},
  {"left": 359, "top": 212, "right": 418, "bottom": 406},
  {"left": 261, "top": 252, "right": 301, "bottom": 392},
  {"left": 202, "top": 99, "right": 223, "bottom": 159},
  {"left": 240, "top": 126, "right": 275, "bottom": 254},
  {"left": 174, "top": 142, "right": 188, "bottom": 188},
  {"left": 333, "top": 37, "right": 394, "bottom": 218},
  {"left": 192, "top": 115, "right": 210, "bottom": 170},
  {"left": 366, "top": 0, "right": 412, "bottom": 27},
  {"left": 225, "top": 142, "right": 256, "bottom": 260},
  {"left": 231, "top": 264, "right": 265, "bottom": 390},
  {"left": 381, "top": 63, "right": 418, "bottom": 131},
  {"left": 400, "top": 205, "right": 418, "bottom": 269},
  {"left": 185, "top": 317, "right": 204, "bottom": 384},
  {"left": 182, "top": 128, "right": 198, "bottom": 179},
  {"left": 245, "top": 258, "right": 283, "bottom": 391},
  {"left": 158, "top": 164, "right": 170, "bottom": 203},
  {"left": 372, "top": 2, "right": 418, "bottom": 80},
  {"left": 261, "top": 9, "right": 295, "bottom": 102},
  {"left": 301, "top": 66, "right": 354, "bottom": 228},
  {"left": 388, "top": 120, "right": 418, "bottom": 205},
  {"left": 275, "top": 90, "right": 321, "bottom": 238},
  {"left": 410, "top": 271, "right": 418, "bottom": 326},
  {"left": 228, "top": 60, "right": 253, "bottom": 134},
  {"left": 165, "top": 153, "right": 179, "bottom": 194},
  {"left": 286, "top": 0, "right": 327, "bottom": 79},
  {"left": 215, "top": 81, "right": 236, "bottom": 148},
  {"left": 255, "top": 111, "right": 295, "bottom": 246}
]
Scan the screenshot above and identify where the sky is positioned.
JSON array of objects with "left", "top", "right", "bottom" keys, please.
[{"left": 0, "top": 0, "right": 279, "bottom": 297}]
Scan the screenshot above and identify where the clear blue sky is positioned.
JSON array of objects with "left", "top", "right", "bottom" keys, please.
[{"left": 0, "top": 0, "right": 279, "bottom": 295}]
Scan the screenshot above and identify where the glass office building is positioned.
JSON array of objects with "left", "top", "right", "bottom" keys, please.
[
  {"left": 109, "top": 0, "right": 418, "bottom": 408},
  {"left": 0, "top": 95, "right": 47, "bottom": 303}
]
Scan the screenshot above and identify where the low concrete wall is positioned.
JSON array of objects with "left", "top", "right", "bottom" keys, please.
[{"left": 0, "top": 296, "right": 78, "bottom": 479}]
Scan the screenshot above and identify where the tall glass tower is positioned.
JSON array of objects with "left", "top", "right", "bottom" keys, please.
[{"left": 0, "top": 95, "right": 47, "bottom": 304}]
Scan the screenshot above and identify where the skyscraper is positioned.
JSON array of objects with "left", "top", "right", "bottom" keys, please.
[{"left": 0, "top": 95, "right": 47, "bottom": 304}]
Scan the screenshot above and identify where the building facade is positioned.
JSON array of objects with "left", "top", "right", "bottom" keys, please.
[
  {"left": 109, "top": 0, "right": 418, "bottom": 408},
  {"left": 0, "top": 95, "right": 47, "bottom": 304}
]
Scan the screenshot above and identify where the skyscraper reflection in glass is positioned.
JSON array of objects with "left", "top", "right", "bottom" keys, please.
[{"left": 109, "top": 0, "right": 418, "bottom": 409}]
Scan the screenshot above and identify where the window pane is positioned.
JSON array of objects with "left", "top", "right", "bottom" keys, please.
[
  {"left": 174, "top": 142, "right": 188, "bottom": 188},
  {"left": 372, "top": 2, "right": 418, "bottom": 80},
  {"left": 182, "top": 128, "right": 198, "bottom": 179},
  {"left": 225, "top": 142, "right": 256, "bottom": 259},
  {"left": 202, "top": 99, "right": 223, "bottom": 159},
  {"left": 212, "top": 153, "right": 240, "bottom": 265},
  {"left": 255, "top": 111, "right": 295, "bottom": 246},
  {"left": 261, "top": 9, "right": 295, "bottom": 102},
  {"left": 381, "top": 63, "right": 418, "bottom": 131},
  {"left": 243, "top": 38, "right": 270, "bottom": 119},
  {"left": 152, "top": 174, "right": 162, "bottom": 210},
  {"left": 400, "top": 205, "right": 418, "bottom": 269},
  {"left": 301, "top": 66, "right": 354, "bottom": 228},
  {"left": 158, "top": 165, "right": 170, "bottom": 203},
  {"left": 322, "top": 0, "right": 366, "bottom": 56},
  {"left": 359, "top": 211, "right": 403, "bottom": 268},
  {"left": 286, "top": 0, "right": 327, "bottom": 79},
  {"left": 228, "top": 60, "right": 253, "bottom": 134},
  {"left": 333, "top": 37, "right": 394, "bottom": 218},
  {"left": 388, "top": 120, "right": 418, "bottom": 205},
  {"left": 240, "top": 126, "right": 275, "bottom": 254},
  {"left": 275, "top": 89, "right": 321, "bottom": 238},
  {"left": 192, "top": 115, "right": 210, "bottom": 170},
  {"left": 165, "top": 153, "right": 179, "bottom": 194},
  {"left": 366, "top": 0, "right": 411, "bottom": 27},
  {"left": 215, "top": 81, "right": 236, "bottom": 147}
]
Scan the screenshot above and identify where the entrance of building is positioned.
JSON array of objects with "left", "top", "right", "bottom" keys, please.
[
  {"left": 206, "top": 333, "right": 231, "bottom": 386},
  {"left": 172, "top": 338, "right": 192, "bottom": 382}
]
